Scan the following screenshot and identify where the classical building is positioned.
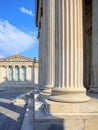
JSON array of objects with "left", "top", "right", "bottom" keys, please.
[
  {"left": 34, "top": 0, "right": 98, "bottom": 130},
  {"left": 0, "top": 53, "right": 38, "bottom": 87},
  {"left": 36, "top": 0, "right": 94, "bottom": 102},
  {"left": 35, "top": 0, "right": 98, "bottom": 95}
]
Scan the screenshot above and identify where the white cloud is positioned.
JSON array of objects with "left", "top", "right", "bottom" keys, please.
[
  {"left": 0, "top": 20, "right": 37, "bottom": 57},
  {"left": 20, "top": 7, "right": 34, "bottom": 16}
]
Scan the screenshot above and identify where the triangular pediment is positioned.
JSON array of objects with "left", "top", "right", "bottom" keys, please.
[{"left": 0, "top": 54, "right": 33, "bottom": 62}]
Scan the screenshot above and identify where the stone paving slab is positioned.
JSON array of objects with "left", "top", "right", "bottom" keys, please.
[
  {"left": 34, "top": 87, "right": 98, "bottom": 130},
  {"left": 0, "top": 87, "right": 33, "bottom": 130},
  {"left": 21, "top": 99, "right": 34, "bottom": 130}
]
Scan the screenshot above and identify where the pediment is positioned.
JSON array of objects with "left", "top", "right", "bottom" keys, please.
[{"left": 0, "top": 55, "right": 33, "bottom": 62}]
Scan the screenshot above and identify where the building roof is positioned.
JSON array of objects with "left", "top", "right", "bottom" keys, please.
[{"left": 0, "top": 53, "right": 34, "bottom": 62}]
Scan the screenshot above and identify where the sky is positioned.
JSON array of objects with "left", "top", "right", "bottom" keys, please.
[{"left": 0, "top": 0, "right": 38, "bottom": 59}]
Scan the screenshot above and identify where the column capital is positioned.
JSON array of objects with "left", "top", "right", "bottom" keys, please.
[
  {"left": 18, "top": 65, "right": 23, "bottom": 68},
  {"left": 25, "top": 65, "right": 32, "bottom": 68},
  {"left": 12, "top": 65, "right": 17, "bottom": 68},
  {"left": 33, "top": 63, "right": 38, "bottom": 68},
  {"left": 0, "top": 65, "right": 5, "bottom": 67},
  {"left": 5, "top": 65, "right": 9, "bottom": 68}
]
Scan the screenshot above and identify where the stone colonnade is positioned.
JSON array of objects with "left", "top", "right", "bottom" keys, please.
[
  {"left": 37, "top": 0, "right": 90, "bottom": 102},
  {"left": 0, "top": 62, "right": 38, "bottom": 85},
  {"left": 49, "top": 0, "right": 90, "bottom": 102},
  {"left": 3, "top": 65, "right": 32, "bottom": 82}
]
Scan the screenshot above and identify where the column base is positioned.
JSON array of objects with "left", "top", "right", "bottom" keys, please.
[
  {"left": 42, "top": 84, "right": 52, "bottom": 94},
  {"left": 35, "top": 92, "right": 98, "bottom": 130},
  {"left": 49, "top": 88, "right": 90, "bottom": 103}
]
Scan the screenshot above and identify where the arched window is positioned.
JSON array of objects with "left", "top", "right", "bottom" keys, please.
[
  {"left": 15, "top": 66, "right": 19, "bottom": 81},
  {"left": 9, "top": 66, "right": 13, "bottom": 81},
  {"left": 21, "top": 66, "right": 26, "bottom": 81}
]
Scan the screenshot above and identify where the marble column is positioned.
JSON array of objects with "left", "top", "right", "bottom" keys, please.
[
  {"left": 2, "top": 66, "right": 7, "bottom": 82},
  {"left": 19, "top": 65, "right": 22, "bottom": 81},
  {"left": 43, "top": 0, "right": 55, "bottom": 94},
  {"left": 38, "top": 31, "right": 42, "bottom": 88},
  {"left": 26, "top": 65, "right": 32, "bottom": 81},
  {"left": 41, "top": 0, "right": 47, "bottom": 90},
  {"left": 49, "top": 0, "right": 90, "bottom": 102},
  {"left": 0, "top": 66, "right": 2, "bottom": 83},
  {"left": 13, "top": 65, "right": 16, "bottom": 81},
  {"left": 6, "top": 66, "right": 9, "bottom": 81},
  {"left": 32, "top": 62, "right": 34, "bottom": 84},
  {"left": 38, "top": 18, "right": 45, "bottom": 89},
  {"left": 33, "top": 62, "right": 38, "bottom": 84},
  {"left": 40, "top": 17, "right": 45, "bottom": 88},
  {"left": 90, "top": 0, "right": 98, "bottom": 92}
]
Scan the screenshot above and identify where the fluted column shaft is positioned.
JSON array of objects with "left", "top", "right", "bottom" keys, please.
[
  {"left": 3, "top": 67, "right": 7, "bottom": 82},
  {"left": 6, "top": 66, "right": 9, "bottom": 80},
  {"left": 42, "top": 0, "right": 47, "bottom": 89},
  {"left": 38, "top": 17, "right": 45, "bottom": 89},
  {"left": 19, "top": 66, "right": 22, "bottom": 81},
  {"left": 38, "top": 0, "right": 43, "bottom": 89},
  {"left": 13, "top": 66, "right": 15, "bottom": 81},
  {"left": 90, "top": 0, "right": 98, "bottom": 92},
  {"left": 38, "top": 29, "right": 42, "bottom": 88},
  {"left": 54, "top": 0, "right": 83, "bottom": 90},
  {"left": 33, "top": 62, "right": 38, "bottom": 84},
  {"left": 50, "top": 0, "right": 90, "bottom": 102},
  {"left": 43, "top": 0, "right": 55, "bottom": 93},
  {"left": 26, "top": 66, "right": 31, "bottom": 81}
]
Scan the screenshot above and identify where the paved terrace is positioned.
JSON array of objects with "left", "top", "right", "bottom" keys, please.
[
  {"left": 0, "top": 86, "right": 98, "bottom": 130},
  {"left": 0, "top": 87, "right": 33, "bottom": 130}
]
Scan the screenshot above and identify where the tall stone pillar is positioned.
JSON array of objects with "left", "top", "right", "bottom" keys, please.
[
  {"left": 6, "top": 66, "right": 9, "bottom": 81},
  {"left": 33, "top": 61, "right": 38, "bottom": 85},
  {"left": 41, "top": 0, "right": 47, "bottom": 90},
  {"left": 43, "top": 0, "right": 55, "bottom": 94},
  {"left": 19, "top": 65, "right": 22, "bottom": 81},
  {"left": 40, "top": 16, "right": 45, "bottom": 90},
  {"left": 38, "top": 18, "right": 45, "bottom": 89},
  {"left": 49, "top": 0, "right": 90, "bottom": 102},
  {"left": 13, "top": 65, "right": 16, "bottom": 81},
  {"left": 38, "top": 32, "right": 42, "bottom": 88},
  {"left": 26, "top": 65, "right": 32, "bottom": 81},
  {"left": 2, "top": 66, "right": 7, "bottom": 82},
  {"left": 90, "top": 0, "right": 98, "bottom": 92},
  {"left": 38, "top": 2, "right": 48, "bottom": 90}
]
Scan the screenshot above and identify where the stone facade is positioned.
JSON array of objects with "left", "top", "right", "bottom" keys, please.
[
  {"left": 0, "top": 53, "right": 38, "bottom": 87},
  {"left": 35, "top": 0, "right": 98, "bottom": 130}
]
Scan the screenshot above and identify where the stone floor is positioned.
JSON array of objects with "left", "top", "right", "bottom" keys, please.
[
  {"left": 0, "top": 86, "right": 98, "bottom": 130},
  {"left": 87, "top": 92, "right": 98, "bottom": 99},
  {"left": 34, "top": 88, "right": 98, "bottom": 130},
  {"left": 0, "top": 87, "right": 33, "bottom": 130}
]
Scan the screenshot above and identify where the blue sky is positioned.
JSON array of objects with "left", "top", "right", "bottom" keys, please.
[{"left": 0, "top": 0, "right": 38, "bottom": 59}]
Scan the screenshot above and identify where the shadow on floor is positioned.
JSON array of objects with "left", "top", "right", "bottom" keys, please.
[
  {"left": 87, "top": 92, "right": 98, "bottom": 99},
  {"left": 0, "top": 101, "right": 27, "bottom": 130}
]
